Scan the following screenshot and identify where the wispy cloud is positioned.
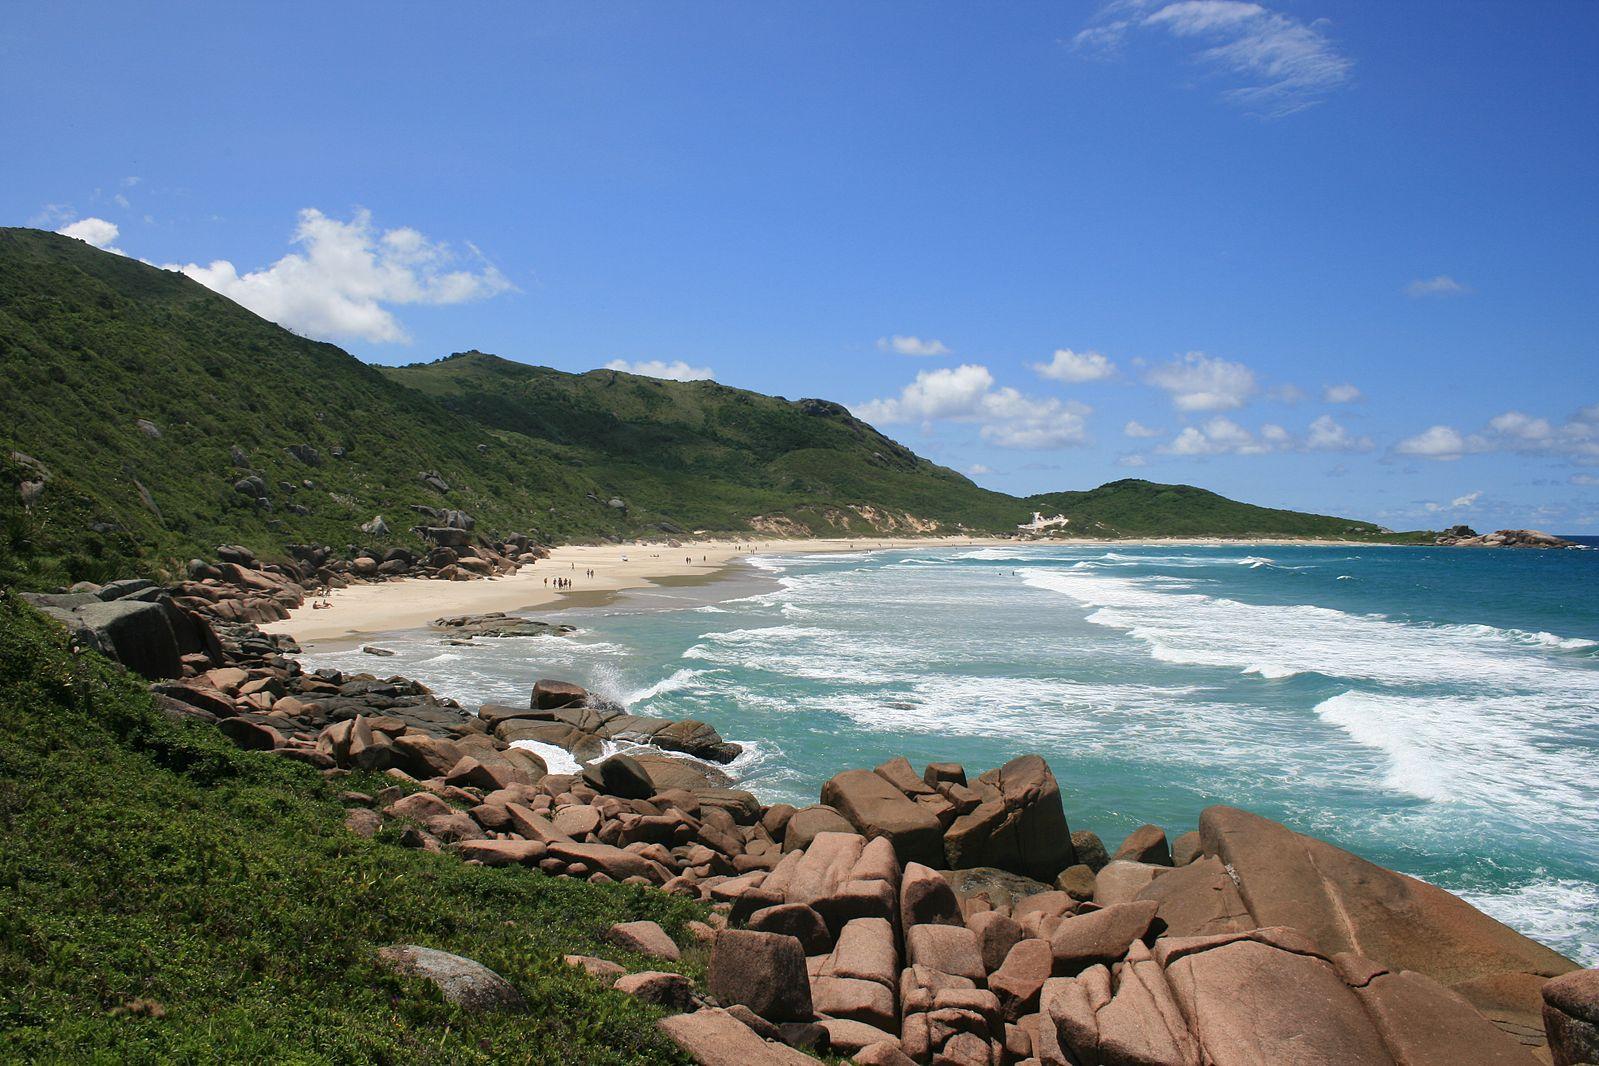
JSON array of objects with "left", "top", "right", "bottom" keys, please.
[
  {"left": 876, "top": 334, "right": 951, "bottom": 357},
  {"left": 853, "top": 364, "right": 1091, "bottom": 450},
  {"left": 1074, "top": 1, "right": 1354, "bottom": 116},
  {"left": 604, "top": 359, "right": 714, "bottom": 382},
  {"left": 1323, "top": 382, "right": 1363, "bottom": 403},
  {"left": 1405, "top": 275, "right": 1470, "bottom": 298}
]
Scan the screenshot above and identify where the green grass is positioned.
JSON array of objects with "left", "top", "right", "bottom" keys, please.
[{"left": 0, "top": 591, "right": 703, "bottom": 1064}]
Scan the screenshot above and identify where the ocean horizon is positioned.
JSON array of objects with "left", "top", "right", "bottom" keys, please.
[{"left": 301, "top": 541, "right": 1599, "bottom": 967}]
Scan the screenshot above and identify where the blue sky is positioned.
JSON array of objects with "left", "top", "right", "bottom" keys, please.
[{"left": 4, "top": 2, "right": 1597, "bottom": 531}]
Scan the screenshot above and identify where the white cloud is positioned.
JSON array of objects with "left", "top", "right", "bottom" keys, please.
[
  {"left": 1488, "top": 411, "right": 1553, "bottom": 442},
  {"left": 1269, "top": 383, "right": 1307, "bottom": 403},
  {"left": 853, "top": 364, "right": 1091, "bottom": 450},
  {"left": 1075, "top": 1, "right": 1354, "bottom": 116},
  {"left": 1033, "top": 348, "right": 1117, "bottom": 383},
  {"left": 1394, "top": 405, "right": 1599, "bottom": 463},
  {"left": 1571, "top": 474, "right": 1599, "bottom": 486},
  {"left": 56, "top": 217, "right": 122, "bottom": 252},
  {"left": 604, "top": 359, "right": 714, "bottom": 382},
  {"left": 877, "top": 334, "right": 952, "bottom": 357},
  {"left": 1155, "top": 413, "right": 1368, "bottom": 457},
  {"left": 1146, "top": 352, "right": 1256, "bottom": 411},
  {"left": 1405, "top": 275, "right": 1469, "bottom": 298},
  {"left": 1162, "top": 416, "right": 1269, "bottom": 456},
  {"left": 1323, "top": 383, "right": 1363, "bottom": 404},
  {"left": 1120, "top": 454, "right": 1149, "bottom": 467},
  {"left": 1450, "top": 491, "right": 1482, "bottom": 508},
  {"left": 1304, "top": 413, "right": 1373, "bottom": 452},
  {"left": 165, "top": 208, "right": 513, "bottom": 344},
  {"left": 1123, "top": 420, "right": 1163, "bottom": 439},
  {"left": 1394, "top": 425, "right": 1474, "bottom": 461},
  {"left": 967, "top": 464, "right": 994, "bottom": 476}
]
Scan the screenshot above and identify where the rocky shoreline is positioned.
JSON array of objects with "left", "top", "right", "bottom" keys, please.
[
  {"left": 1434, "top": 525, "right": 1582, "bottom": 549},
  {"left": 19, "top": 550, "right": 1599, "bottom": 1066}
]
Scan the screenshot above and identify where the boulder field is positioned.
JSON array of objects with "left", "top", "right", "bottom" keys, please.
[{"left": 22, "top": 553, "right": 1597, "bottom": 1066}]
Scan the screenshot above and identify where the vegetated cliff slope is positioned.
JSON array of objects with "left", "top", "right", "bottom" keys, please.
[{"left": 383, "top": 350, "right": 1025, "bottom": 535}]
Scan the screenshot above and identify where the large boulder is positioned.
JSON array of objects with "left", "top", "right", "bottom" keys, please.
[
  {"left": 375, "top": 945, "right": 523, "bottom": 1011},
  {"left": 1543, "top": 968, "right": 1599, "bottom": 1066},
  {"left": 1196, "top": 806, "right": 1578, "bottom": 1028},
  {"left": 657, "top": 1008, "right": 819, "bottom": 1066},
  {"left": 782, "top": 805, "right": 857, "bottom": 852},
  {"left": 821, "top": 769, "right": 943, "bottom": 867},
  {"left": 25, "top": 595, "right": 183, "bottom": 679},
  {"left": 708, "top": 929, "right": 813, "bottom": 1023},
  {"left": 943, "top": 754, "right": 1074, "bottom": 882},
  {"left": 582, "top": 754, "right": 655, "bottom": 799},
  {"left": 532, "top": 679, "right": 589, "bottom": 709}
]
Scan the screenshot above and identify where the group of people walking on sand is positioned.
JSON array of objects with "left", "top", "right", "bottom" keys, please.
[{"left": 544, "top": 569, "right": 595, "bottom": 591}]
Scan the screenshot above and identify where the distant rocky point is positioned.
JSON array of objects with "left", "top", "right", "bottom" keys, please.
[{"left": 1435, "top": 525, "right": 1579, "bottom": 549}]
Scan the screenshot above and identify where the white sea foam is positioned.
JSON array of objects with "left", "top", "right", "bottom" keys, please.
[
  {"left": 1456, "top": 878, "right": 1599, "bottom": 967},
  {"left": 508, "top": 739, "right": 588, "bottom": 775},
  {"left": 1312, "top": 689, "right": 1593, "bottom": 819},
  {"left": 956, "top": 547, "right": 1036, "bottom": 561},
  {"left": 1021, "top": 567, "right": 1599, "bottom": 691},
  {"left": 626, "top": 667, "right": 706, "bottom": 704}
]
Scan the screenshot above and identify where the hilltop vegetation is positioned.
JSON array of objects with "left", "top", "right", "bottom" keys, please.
[
  {"left": 0, "top": 228, "right": 1404, "bottom": 589},
  {"left": 0, "top": 591, "right": 700, "bottom": 1062},
  {"left": 385, "top": 351, "right": 1024, "bottom": 535},
  {"left": 1025, "top": 479, "right": 1391, "bottom": 539}
]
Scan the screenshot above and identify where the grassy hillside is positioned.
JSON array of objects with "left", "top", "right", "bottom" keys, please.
[
  {"left": 0, "top": 228, "right": 1405, "bottom": 589},
  {"left": 1026, "top": 479, "right": 1391, "bottom": 539},
  {"left": 0, "top": 590, "right": 700, "bottom": 1063},
  {"left": 384, "top": 351, "right": 1026, "bottom": 536},
  {"left": 0, "top": 228, "right": 643, "bottom": 587}
]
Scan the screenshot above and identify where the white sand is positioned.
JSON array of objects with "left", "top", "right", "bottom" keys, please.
[{"left": 260, "top": 536, "right": 1011, "bottom": 643}]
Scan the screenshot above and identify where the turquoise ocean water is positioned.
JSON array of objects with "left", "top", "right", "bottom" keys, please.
[{"left": 303, "top": 542, "right": 1599, "bottom": 965}]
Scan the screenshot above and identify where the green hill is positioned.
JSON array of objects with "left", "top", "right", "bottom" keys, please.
[
  {"left": 0, "top": 228, "right": 1403, "bottom": 588},
  {"left": 1025, "top": 479, "right": 1387, "bottom": 539},
  {"left": 382, "top": 350, "right": 1025, "bottom": 536},
  {"left": 0, "top": 228, "right": 617, "bottom": 586}
]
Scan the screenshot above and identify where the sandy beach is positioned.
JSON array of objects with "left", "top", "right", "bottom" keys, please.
[{"left": 260, "top": 535, "right": 1014, "bottom": 643}]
